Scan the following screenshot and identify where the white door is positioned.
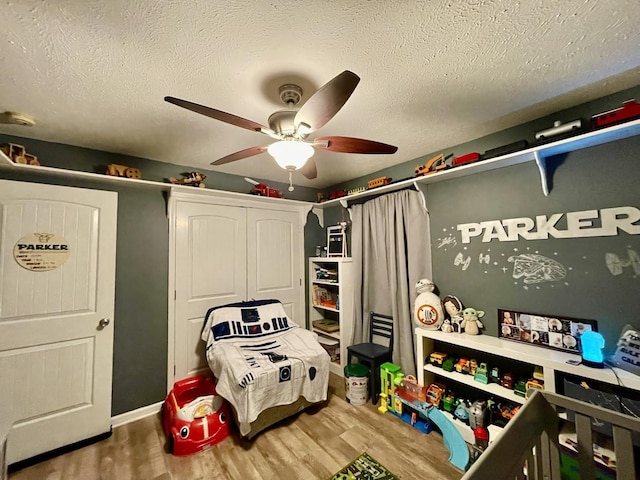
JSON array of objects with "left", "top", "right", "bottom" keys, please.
[
  {"left": 0, "top": 180, "right": 117, "bottom": 464},
  {"left": 173, "top": 201, "right": 247, "bottom": 380},
  {"left": 171, "top": 197, "right": 305, "bottom": 385},
  {"left": 247, "top": 208, "right": 303, "bottom": 324}
]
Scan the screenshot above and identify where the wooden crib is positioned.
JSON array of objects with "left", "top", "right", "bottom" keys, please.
[{"left": 461, "top": 390, "right": 640, "bottom": 480}]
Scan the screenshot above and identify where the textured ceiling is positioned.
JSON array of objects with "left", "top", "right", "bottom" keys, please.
[{"left": 1, "top": 0, "right": 639, "bottom": 189}]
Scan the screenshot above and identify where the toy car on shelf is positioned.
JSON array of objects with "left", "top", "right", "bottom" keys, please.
[
  {"left": 592, "top": 99, "right": 640, "bottom": 130},
  {"left": 162, "top": 374, "right": 231, "bottom": 456},
  {"left": 474, "top": 362, "right": 489, "bottom": 384},
  {"left": 500, "top": 372, "right": 515, "bottom": 390},
  {"left": 452, "top": 152, "right": 481, "bottom": 167},
  {"left": 429, "top": 352, "right": 447, "bottom": 366},
  {"left": 454, "top": 357, "right": 469, "bottom": 374},
  {"left": 415, "top": 153, "right": 451, "bottom": 176},
  {"left": 442, "top": 357, "right": 456, "bottom": 372},
  {"left": 367, "top": 176, "right": 392, "bottom": 189},
  {"left": 245, "top": 177, "right": 282, "bottom": 198},
  {"left": 534, "top": 119, "right": 583, "bottom": 144}
]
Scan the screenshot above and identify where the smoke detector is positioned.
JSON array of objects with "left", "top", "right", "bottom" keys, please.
[{"left": 0, "top": 111, "right": 35, "bottom": 127}]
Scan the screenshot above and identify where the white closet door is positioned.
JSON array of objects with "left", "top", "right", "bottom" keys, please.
[
  {"left": 174, "top": 201, "right": 247, "bottom": 380},
  {"left": 246, "top": 208, "right": 303, "bottom": 326},
  {"left": 0, "top": 180, "right": 117, "bottom": 464}
]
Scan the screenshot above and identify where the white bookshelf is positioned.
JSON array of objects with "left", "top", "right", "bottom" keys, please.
[{"left": 309, "top": 257, "right": 354, "bottom": 377}]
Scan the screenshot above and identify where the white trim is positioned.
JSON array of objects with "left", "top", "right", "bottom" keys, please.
[{"left": 111, "top": 401, "right": 163, "bottom": 429}]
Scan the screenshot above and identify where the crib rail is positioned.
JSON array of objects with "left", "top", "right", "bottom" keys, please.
[{"left": 461, "top": 390, "right": 640, "bottom": 480}]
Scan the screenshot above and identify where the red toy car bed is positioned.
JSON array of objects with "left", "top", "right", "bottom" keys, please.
[{"left": 162, "top": 374, "right": 231, "bottom": 456}]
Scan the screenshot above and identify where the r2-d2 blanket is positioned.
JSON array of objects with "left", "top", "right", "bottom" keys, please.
[{"left": 202, "top": 299, "right": 329, "bottom": 435}]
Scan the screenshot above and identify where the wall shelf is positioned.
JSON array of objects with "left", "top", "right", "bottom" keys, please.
[
  {"left": 3, "top": 117, "right": 640, "bottom": 208},
  {"left": 317, "top": 118, "right": 640, "bottom": 207},
  {"left": 0, "top": 150, "right": 312, "bottom": 207}
]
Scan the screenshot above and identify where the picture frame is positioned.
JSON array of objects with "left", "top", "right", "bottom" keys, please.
[{"left": 497, "top": 308, "right": 598, "bottom": 354}]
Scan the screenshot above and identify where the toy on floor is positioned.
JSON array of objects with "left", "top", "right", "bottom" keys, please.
[
  {"left": 378, "top": 362, "right": 470, "bottom": 470},
  {"left": 163, "top": 374, "right": 231, "bottom": 456}
]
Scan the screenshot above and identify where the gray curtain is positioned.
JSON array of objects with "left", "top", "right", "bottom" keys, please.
[{"left": 350, "top": 188, "right": 432, "bottom": 376}]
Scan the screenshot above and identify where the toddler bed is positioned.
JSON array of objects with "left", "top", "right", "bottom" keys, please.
[{"left": 201, "top": 299, "right": 330, "bottom": 438}]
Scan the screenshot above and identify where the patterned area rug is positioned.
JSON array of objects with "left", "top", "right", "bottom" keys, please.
[{"left": 329, "top": 452, "right": 399, "bottom": 480}]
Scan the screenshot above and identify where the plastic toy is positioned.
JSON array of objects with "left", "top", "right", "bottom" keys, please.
[
  {"left": 460, "top": 307, "right": 485, "bottom": 335},
  {"left": 245, "top": 177, "right": 283, "bottom": 198},
  {"left": 471, "top": 426, "right": 490, "bottom": 461},
  {"left": 440, "top": 319, "right": 454, "bottom": 333},
  {"left": 469, "top": 400, "right": 487, "bottom": 429},
  {"left": 592, "top": 99, "right": 640, "bottom": 129},
  {"left": 106, "top": 163, "right": 141, "bottom": 179},
  {"left": 429, "top": 352, "right": 447, "bottom": 366},
  {"left": 413, "top": 278, "right": 445, "bottom": 330},
  {"left": 500, "top": 372, "right": 515, "bottom": 390},
  {"left": 489, "top": 366, "right": 501, "bottom": 384},
  {"left": 169, "top": 171, "right": 207, "bottom": 188},
  {"left": 397, "top": 374, "right": 427, "bottom": 403},
  {"left": 514, "top": 379, "right": 527, "bottom": 397},
  {"left": 525, "top": 378, "right": 545, "bottom": 399},
  {"left": 442, "top": 390, "right": 457, "bottom": 412},
  {"left": 468, "top": 359, "right": 478, "bottom": 376},
  {"left": 535, "top": 119, "right": 583, "bottom": 143},
  {"left": 452, "top": 152, "right": 481, "bottom": 167},
  {"left": 474, "top": 362, "right": 489, "bottom": 384},
  {"left": 425, "top": 383, "right": 446, "bottom": 408},
  {"left": 454, "top": 400, "right": 470, "bottom": 424},
  {"left": 379, "top": 363, "right": 469, "bottom": 470},
  {"left": 162, "top": 374, "right": 231, "bottom": 456},
  {"left": 379, "top": 362, "right": 404, "bottom": 413},
  {"left": 442, "top": 357, "right": 456, "bottom": 372},
  {"left": 455, "top": 358, "right": 469, "bottom": 374}
]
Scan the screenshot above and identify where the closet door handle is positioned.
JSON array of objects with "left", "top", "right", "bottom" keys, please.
[{"left": 98, "top": 318, "right": 110, "bottom": 329}]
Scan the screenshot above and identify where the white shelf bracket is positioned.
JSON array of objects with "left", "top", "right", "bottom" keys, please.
[
  {"left": 311, "top": 207, "right": 324, "bottom": 228},
  {"left": 534, "top": 151, "right": 550, "bottom": 196}
]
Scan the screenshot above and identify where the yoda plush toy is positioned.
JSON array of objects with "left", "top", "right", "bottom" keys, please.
[{"left": 460, "top": 307, "right": 485, "bottom": 335}]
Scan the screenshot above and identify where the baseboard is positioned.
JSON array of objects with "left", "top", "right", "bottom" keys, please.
[{"left": 111, "top": 401, "right": 163, "bottom": 429}]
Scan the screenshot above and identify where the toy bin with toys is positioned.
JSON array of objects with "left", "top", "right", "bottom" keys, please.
[{"left": 162, "top": 374, "right": 231, "bottom": 456}]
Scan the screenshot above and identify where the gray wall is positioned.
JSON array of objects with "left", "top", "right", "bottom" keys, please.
[
  {"left": 329, "top": 84, "right": 640, "bottom": 355},
  {"left": 426, "top": 135, "right": 640, "bottom": 348}
]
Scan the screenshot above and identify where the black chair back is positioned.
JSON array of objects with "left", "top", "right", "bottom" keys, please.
[{"left": 369, "top": 311, "right": 394, "bottom": 351}]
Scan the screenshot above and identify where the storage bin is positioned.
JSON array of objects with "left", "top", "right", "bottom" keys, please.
[{"left": 344, "top": 363, "right": 369, "bottom": 405}]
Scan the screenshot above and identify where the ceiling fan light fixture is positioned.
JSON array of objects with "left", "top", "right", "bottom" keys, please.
[{"left": 267, "top": 140, "right": 314, "bottom": 170}]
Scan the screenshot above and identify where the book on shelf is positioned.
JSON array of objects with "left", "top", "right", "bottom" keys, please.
[
  {"left": 313, "top": 319, "right": 340, "bottom": 333},
  {"left": 314, "top": 266, "right": 338, "bottom": 282},
  {"left": 312, "top": 285, "right": 337, "bottom": 308}
]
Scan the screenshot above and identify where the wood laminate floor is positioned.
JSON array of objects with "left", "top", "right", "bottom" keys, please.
[{"left": 9, "top": 374, "right": 463, "bottom": 480}]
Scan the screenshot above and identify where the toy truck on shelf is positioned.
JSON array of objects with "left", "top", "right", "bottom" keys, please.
[{"left": 592, "top": 99, "right": 640, "bottom": 130}]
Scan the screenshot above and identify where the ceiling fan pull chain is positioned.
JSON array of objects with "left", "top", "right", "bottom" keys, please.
[{"left": 288, "top": 170, "right": 294, "bottom": 192}]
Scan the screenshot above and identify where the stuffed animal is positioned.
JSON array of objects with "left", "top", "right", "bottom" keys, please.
[
  {"left": 442, "top": 295, "right": 464, "bottom": 333},
  {"left": 441, "top": 319, "right": 454, "bottom": 333},
  {"left": 461, "top": 307, "right": 485, "bottom": 335},
  {"left": 413, "top": 278, "right": 445, "bottom": 330}
]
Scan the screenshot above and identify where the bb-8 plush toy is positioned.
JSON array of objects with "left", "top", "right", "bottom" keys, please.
[{"left": 413, "top": 278, "right": 444, "bottom": 330}]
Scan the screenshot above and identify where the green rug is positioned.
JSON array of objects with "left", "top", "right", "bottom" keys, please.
[{"left": 329, "top": 452, "right": 399, "bottom": 480}]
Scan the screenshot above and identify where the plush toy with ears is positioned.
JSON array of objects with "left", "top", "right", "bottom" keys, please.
[{"left": 460, "top": 307, "right": 485, "bottom": 335}]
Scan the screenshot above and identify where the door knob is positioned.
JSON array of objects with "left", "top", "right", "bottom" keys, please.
[{"left": 98, "top": 318, "right": 110, "bottom": 328}]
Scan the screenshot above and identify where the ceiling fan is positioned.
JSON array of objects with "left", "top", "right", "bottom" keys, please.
[{"left": 165, "top": 70, "right": 398, "bottom": 190}]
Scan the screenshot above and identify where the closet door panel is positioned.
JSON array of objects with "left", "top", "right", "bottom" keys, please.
[
  {"left": 174, "top": 202, "right": 247, "bottom": 380},
  {"left": 246, "top": 208, "right": 303, "bottom": 325}
]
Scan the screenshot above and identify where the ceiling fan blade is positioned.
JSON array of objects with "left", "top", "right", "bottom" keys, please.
[
  {"left": 294, "top": 71, "right": 360, "bottom": 133},
  {"left": 211, "top": 146, "right": 267, "bottom": 165},
  {"left": 299, "top": 158, "right": 317, "bottom": 180},
  {"left": 314, "top": 136, "right": 398, "bottom": 154},
  {"left": 165, "top": 96, "right": 270, "bottom": 133}
]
